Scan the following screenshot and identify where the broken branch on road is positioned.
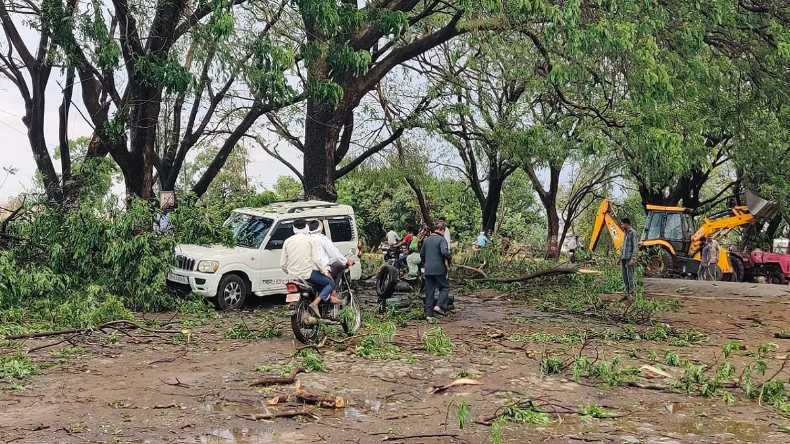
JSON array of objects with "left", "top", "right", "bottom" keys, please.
[{"left": 250, "top": 367, "right": 306, "bottom": 387}]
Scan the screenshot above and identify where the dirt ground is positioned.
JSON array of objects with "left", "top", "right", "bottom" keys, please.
[{"left": 1, "top": 278, "right": 789, "bottom": 444}]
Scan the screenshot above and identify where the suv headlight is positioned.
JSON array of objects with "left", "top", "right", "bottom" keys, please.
[{"left": 197, "top": 260, "right": 219, "bottom": 273}]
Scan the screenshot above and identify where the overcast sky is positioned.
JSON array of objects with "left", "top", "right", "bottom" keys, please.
[{"left": 0, "top": 74, "right": 304, "bottom": 203}]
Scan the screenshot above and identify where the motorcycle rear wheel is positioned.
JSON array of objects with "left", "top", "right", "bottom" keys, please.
[{"left": 291, "top": 299, "right": 321, "bottom": 344}]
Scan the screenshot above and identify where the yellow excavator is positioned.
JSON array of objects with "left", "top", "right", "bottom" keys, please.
[{"left": 588, "top": 191, "right": 778, "bottom": 281}]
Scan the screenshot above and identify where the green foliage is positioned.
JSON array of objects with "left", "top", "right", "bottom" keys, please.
[
  {"left": 540, "top": 354, "right": 564, "bottom": 375},
  {"left": 423, "top": 327, "right": 454, "bottom": 356},
  {"left": 134, "top": 54, "right": 193, "bottom": 93},
  {"left": 295, "top": 349, "right": 326, "bottom": 373},
  {"left": 354, "top": 317, "right": 401, "bottom": 359},
  {"left": 0, "top": 354, "right": 40, "bottom": 381},
  {"left": 501, "top": 403, "right": 550, "bottom": 424},
  {"left": 456, "top": 402, "right": 470, "bottom": 430}
]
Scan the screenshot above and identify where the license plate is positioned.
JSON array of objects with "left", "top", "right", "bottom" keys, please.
[
  {"left": 167, "top": 272, "right": 189, "bottom": 285},
  {"left": 286, "top": 293, "right": 300, "bottom": 303}
]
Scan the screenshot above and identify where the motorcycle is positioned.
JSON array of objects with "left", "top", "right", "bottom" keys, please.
[
  {"left": 286, "top": 250, "right": 361, "bottom": 344},
  {"left": 380, "top": 242, "right": 405, "bottom": 264}
]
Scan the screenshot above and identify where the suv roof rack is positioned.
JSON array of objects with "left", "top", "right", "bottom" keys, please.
[{"left": 286, "top": 201, "right": 340, "bottom": 213}]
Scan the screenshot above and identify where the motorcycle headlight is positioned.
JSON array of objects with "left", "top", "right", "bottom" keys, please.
[{"left": 197, "top": 260, "right": 219, "bottom": 273}]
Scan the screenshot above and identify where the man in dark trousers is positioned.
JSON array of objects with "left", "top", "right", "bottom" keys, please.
[
  {"left": 420, "top": 226, "right": 452, "bottom": 321},
  {"left": 616, "top": 217, "right": 639, "bottom": 297}
]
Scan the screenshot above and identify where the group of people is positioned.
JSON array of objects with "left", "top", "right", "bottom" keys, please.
[
  {"left": 386, "top": 218, "right": 454, "bottom": 320},
  {"left": 279, "top": 218, "right": 355, "bottom": 316}
]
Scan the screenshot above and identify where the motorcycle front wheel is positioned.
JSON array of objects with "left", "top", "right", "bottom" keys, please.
[{"left": 291, "top": 299, "right": 321, "bottom": 344}]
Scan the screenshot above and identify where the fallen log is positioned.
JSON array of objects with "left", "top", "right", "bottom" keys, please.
[
  {"left": 237, "top": 411, "right": 319, "bottom": 421},
  {"left": 250, "top": 367, "right": 305, "bottom": 387},
  {"left": 295, "top": 380, "right": 344, "bottom": 408},
  {"left": 775, "top": 332, "right": 790, "bottom": 339},
  {"left": 466, "top": 266, "right": 600, "bottom": 284}
]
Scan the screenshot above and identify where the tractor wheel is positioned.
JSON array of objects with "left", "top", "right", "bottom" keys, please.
[
  {"left": 645, "top": 248, "right": 673, "bottom": 276},
  {"left": 768, "top": 270, "right": 787, "bottom": 285},
  {"left": 727, "top": 255, "right": 745, "bottom": 283}
]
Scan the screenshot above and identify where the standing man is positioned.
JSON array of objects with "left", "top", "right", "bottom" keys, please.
[
  {"left": 567, "top": 235, "right": 579, "bottom": 262},
  {"left": 437, "top": 217, "right": 451, "bottom": 247},
  {"left": 281, "top": 218, "right": 338, "bottom": 316},
  {"left": 616, "top": 217, "right": 639, "bottom": 297},
  {"left": 420, "top": 226, "right": 452, "bottom": 321},
  {"left": 698, "top": 236, "right": 710, "bottom": 280}
]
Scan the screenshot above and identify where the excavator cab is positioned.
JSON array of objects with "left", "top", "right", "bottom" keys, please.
[{"left": 641, "top": 206, "right": 696, "bottom": 257}]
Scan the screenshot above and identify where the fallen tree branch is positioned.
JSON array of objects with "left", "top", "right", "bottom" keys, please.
[
  {"left": 467, "top": 266, "right": 600, "bottom": 284},
  {"left": 427, "top": 378, "right": 482, "bottom": 394},
  {"left": 4, "top": 320, "right": 183, "bottom": 340},
  {"left": 27, "top": 334, "right": 80, "bottom": 353},
  {"left": 295, "top": 380, "right": 344, "bottom": 408},
  {"left": 452, "top": 263, "right": 488, "bottom": 279},
  {"left": 236, "top": 411, "right": 319, "bottom": 421},
  {"left": 250, "top": 367, "right": 306, "bottom": 387}
]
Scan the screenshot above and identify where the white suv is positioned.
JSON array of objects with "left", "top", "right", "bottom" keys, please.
[{"left": 166, "top": 200, "right": 362, "bottom": 309}]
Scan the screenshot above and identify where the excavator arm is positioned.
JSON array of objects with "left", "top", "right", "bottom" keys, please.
[{"left": 589, "top": 199, "right": 625, "bottom": 253}]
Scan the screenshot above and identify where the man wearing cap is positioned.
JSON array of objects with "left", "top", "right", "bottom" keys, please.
[{"left": 616, "top": 217, "right": 639, "bottom": 297}]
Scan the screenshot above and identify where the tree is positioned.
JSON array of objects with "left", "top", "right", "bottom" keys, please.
[
  {"left": 272, "top": 0, "right": 567, "bottom": 201},
  {"left": 0, "top": 0, "right": 299, "bottom": 204},
  {"left": 420, "top": 38, "right": 526, "bottom": 233}
]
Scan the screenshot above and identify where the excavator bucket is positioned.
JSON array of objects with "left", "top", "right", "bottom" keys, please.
[{"left": 745, "top": 190, "right": 779, "bottom": 220}]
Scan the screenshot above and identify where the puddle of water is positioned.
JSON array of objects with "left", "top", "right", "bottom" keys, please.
[
  {"left": 203, "top": 402, "right": 264, "bottom": 413},
  {"left": 364, "top": 398, "right": 382, "bottom": 412},
  {"left": 345, "top": 407, "right": 366, "bottom": 420},
  {"left": 199, "top": 428, "right": 272, "bottom": 444},
  {"left": 198, "top": 429, "right": 309, "bottom": 444}
]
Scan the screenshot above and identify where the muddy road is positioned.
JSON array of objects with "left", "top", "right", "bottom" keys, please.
[{"left": 1, "top": 278, "right": 789, "bottom": 443}]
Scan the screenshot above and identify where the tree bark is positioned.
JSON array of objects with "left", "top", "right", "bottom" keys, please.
[{"left": 303, "top": 100, "right": 346, "bottom": 201}]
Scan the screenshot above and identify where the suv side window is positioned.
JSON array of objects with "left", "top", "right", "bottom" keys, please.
[
  {"left": 327, "top": 218, "right": 353, "bottom": 242},
  {"left": 265, "top": 221, "right": 294, "bottom": 250}
]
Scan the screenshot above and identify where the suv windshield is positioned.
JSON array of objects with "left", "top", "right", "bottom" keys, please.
[{"left": 224, "top": 213, "right": 274, "bottom": 248}]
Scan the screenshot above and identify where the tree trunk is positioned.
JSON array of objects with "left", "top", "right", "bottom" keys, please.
[
  {"left": 406, "top": 177, "right": 433, "bottom": 229},
  {"left": 545, "top": 198, "right": 560, "bottom": 259},
  {"left": 481, "top": 178, "right": 504, "bottom": 234},
  {"left": 524, "top": 164, "right": 561, "bottom": 259},
  {"left": 303, "top": 99, "right": 345, "bottom": 201}
]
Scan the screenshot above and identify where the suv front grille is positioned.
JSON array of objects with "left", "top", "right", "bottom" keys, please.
[{"left": 175, "top": 255, "right": 195, "bottom": 271}]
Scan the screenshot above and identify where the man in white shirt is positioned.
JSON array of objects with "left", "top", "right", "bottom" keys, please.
[
  {"left": 437, "top": 217, "right": 451, "bottom": 246},
  {"left": 309, "top": 220, "right": 354, "bottom": 282},
  {"left": 386, "top": 229, "right": 401, "bottom": 245},
  {"left": 280, "top": 219, "right": 338, "bottom": 314}
]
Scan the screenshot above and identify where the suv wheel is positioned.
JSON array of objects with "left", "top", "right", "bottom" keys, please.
[{"left": 214, "top": 274, "right": 247, "bottom": 310}]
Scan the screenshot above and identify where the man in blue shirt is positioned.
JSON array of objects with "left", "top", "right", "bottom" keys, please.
[{"left": 616, "top": 217, "right": 639, "bottom": 297}]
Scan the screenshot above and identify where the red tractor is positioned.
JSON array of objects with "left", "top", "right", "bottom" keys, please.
[{"left": 732, "top": 249, "right": 790, "bottom": 285}]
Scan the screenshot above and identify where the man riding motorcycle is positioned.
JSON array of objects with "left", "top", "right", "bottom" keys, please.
[
  {"left": 309, "top": 220, "right": 355, "bottom": 287},
  {"left": 280, "top": 218, "right": 337, "bottom": 316}
]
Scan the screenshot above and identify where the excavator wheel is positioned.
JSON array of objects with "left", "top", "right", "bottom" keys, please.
[{"left": 645, "top": 248, "right": 673, "bottom": 277}]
